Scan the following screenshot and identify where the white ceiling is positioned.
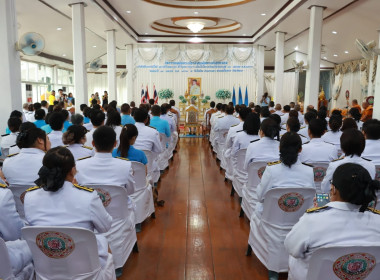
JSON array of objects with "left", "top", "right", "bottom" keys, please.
[{"left": 14, "top": 0, "right": 380, "bottom": 67}]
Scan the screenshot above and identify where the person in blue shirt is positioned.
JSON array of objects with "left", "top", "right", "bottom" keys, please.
[
  {"left": 83, "top": 107, "right": 91, "bottom": 124},
  {"left": 260, "top": 92, "right": 271, "bottom": 107},
  {"left": 149, "top": 105, "right": 171, "bottom": 138},
  {"left": 41, "top": 112, "right": 53, "bottom": 134},
  {"left": 61, "top": 110, "right": 71, "bottom": 133},
  {"left": 121, "top": 103, "right": 136, "bottom": 126},
  {"left": 33, "top": 109, "right": 46, "bottom": 128},
  {"left": 112, "top": 124, "right": 147, "bottom": 165},
  {"left": 5, "top": 110, "right": 23, "bottom": 134}
]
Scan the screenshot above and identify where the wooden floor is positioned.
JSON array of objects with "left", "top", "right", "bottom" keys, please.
[{"left": 120, "top": 138, "right": 287, "bottom": 280}]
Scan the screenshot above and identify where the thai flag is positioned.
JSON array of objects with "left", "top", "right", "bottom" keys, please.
[
  {"left": 153, "top": 84, "right": 158, "bottom": 104},
  {"left": 140, "top": 84, "right": 145, "bottom": 104},
  {"left": 145, "top": 84, "right": 150, "bottom": 102}
]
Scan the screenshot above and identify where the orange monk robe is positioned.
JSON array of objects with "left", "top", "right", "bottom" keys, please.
[
  {"left": 352, "top": 104, "right": 362, "bottom": 113},
  {"left": 360, "top": 105, "right": 373, "bottom": 122}
]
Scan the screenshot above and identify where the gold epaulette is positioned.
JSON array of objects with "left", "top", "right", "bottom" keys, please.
[
  {"left": 7, "top": 153, "right": 19, "bottom": 158},
  {"left": 267, "top": 160, "right": 281, "bottom": 166},
  {"left": 116, "top": 157, "right": 129, "bottom": 161},
  {"left": 0, "top": 183, "right": 7, "bottom": 188},
  {"left": 82, "top": 145, "right": 93, "bottom": 150},
  {"left": 231, "top": 123, "right": 239, "bottom": 127},
  {"left": 332, "top": 156, "right": 345, "bottom": 162},
  {"left": 73, "top": 184, "right": 94, "bottom": 192},
  {"left": 300, "top": 126, "right": 306, "bottom": 129},
  {"left": 77, "top": 156, "right": 91, "bottom": 161},
  {"left": 148, "top": 126, "right": 157, "bottom": 130},
  {"left": 306, "top": 205, "right": 329, "bottom": 213},
  {"left": 218, "top": 116, "right": 224, "bottom": 118},
  {"left": 26, "top": 186, "right": 40, "bottom": 192},
  {"left": 367, "top": 207, "right": 380, "bottom": 215}
]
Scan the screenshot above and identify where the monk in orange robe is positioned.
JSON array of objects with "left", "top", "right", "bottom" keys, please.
[
  {"left": 351, "top": 99, "right": 362, "bottom": 113},
  {"left": 360, "top": 101, "right": 373, "bottom": 122}
]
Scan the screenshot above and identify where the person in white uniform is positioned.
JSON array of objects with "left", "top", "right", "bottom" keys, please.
[
  {"left": 322, "top": 114, "right": 343, "bottom": 150},
  {"left": 232, "top": 113, "right": 261, "bottom": 155},
  {"left": 348, "top": 107, "right": 364, "bottom": 130},
  {"left": 299, "top": 118, "right": 338, "bottom": 163},
  {"left": 321, "top": 128, "right": 376, "bottom": 193},
  {"left": 105, "top": 109, "right": 122, "bottom": 148},
  {"left": 85, "top": 109, "right": 105, "bottom": 148},
  {"left": 169, "top": 100, "right": 180, "bottom": 120},
  {"left": 294, "top": 105, "right": 304, "bottom": 125},
  {"left": 244, "top": 118, "right": 280, "bottom": 169},
  {"left": 273, "top": 104, "right": 284, "bottom": 116},
  {"left": 298, "top": 111, "right": 317, "bottom": 140},
  {"left": 63, "top": 125, "right": 94, "bottom": 160},
  {"left": 47, "top": 112, "right": 65, "bottom": 148},
  {"left": 361, "top": 119, "right": 380, "bottom": 165},
  {"left": 214, "top": 105, "right": 240, "bottom": 146},
  {"left": 280, "top": 105, "right": 291, "bottom": 125},
  {"left": 0, "top": 183, "right": 34, "bottom": 278},
  {"left": 285, "top": 163, "right": 380, "bottom": 280},
  {"left": 3, "top": 127, "right": 51, "bottom": 185},
  {"left": 281, "top": 117, "right": 309, "bottom": 144},
  {"left": 24, "top": 147, "right": 114, "bottom": 278},
  {"left": 76, "top": 125, "right": 135, "bottom": 194},
  {"left": 209, "top": 103, "right": 223, "bottom": 147},
  {"left": 1, "top": 117, "right": 21, "bottom": 157}
]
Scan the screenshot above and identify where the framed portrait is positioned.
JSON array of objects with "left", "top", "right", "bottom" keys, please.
[{"left": 188, "top": 77, "right": 201, "bottom": 96}]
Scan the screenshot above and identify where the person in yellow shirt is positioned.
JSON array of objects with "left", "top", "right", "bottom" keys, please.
[
  {"left": 89, "top": 93, "right": 95, "bottom": 106},
  {"left": 49, "top": 90, "right": 56, "bottom": 105}
]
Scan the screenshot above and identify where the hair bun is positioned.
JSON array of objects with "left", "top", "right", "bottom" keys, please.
[{"left": 35, "top": 166, "right": 65, "bottom": 192}]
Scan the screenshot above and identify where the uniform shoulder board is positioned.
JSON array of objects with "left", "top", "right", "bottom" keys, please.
[
  {"left": 324, "top": 142, "right": 335, "bottom": 145},
  {"left": 26, "top": 186, "right": 40, "bottom": 192},
  {"left": 7, "top": 153, "right": 19, "bottom": 158},
  {"left": 63, "top": 145, "right": 68, "bottom": 148},
  {"left": 300, "top": 126, "right": 306, "bottom": 129},
  {"left": 0, "top": 183, "right": 8, "bottom": 188},
  {"left": 298, "top": 134, "right": 306, "bottom": 138},
  {"left": 116, "top": 156, "right": 129, "bottom": 161},
  {"left": 362, "top": 157, "right": 372, "bottom": 161},
  {"left": 148, "top": 126, "right": 157, "bottom": 130},
  {"left": 82, "top": 145, "right": 93, "bottom": 150},
  {"left": 77, "top": 156, "right": 91, "bottom": 161},
  {"left": 250, "top": 139, "right": 260, "bottom": 143},
  {"left": 267, "top": 160, "right": 281, "bottom": 166},
  {"left": 218, "top": 116, "right": 224, "bottom": 118},
  {"left": 73, "top": 184, "right": 94, "bottom": 192},
  {"left": 302, "top": 162, "right": 314, "bottom": 167},
  {"left": 1, "top": 134, "right": 9, "bottom": 137},
  {"left": 303, "top": 141, "right": 310, "bottom": 145},
  {"left": 10, "top": 144, "right": 17, "bottom": 148},
  {"left": 231, "top": 124, "right": 239, "bottom": 127},
  {"left": 119, "top": 125, "right": 123, "bottom": 127},
  {"left": 306, "top": 205, "right": 330, "bottom": 213},
  {"left": 367, "top": 207, "right": 380, "bottom": 215},
  {"left": 332, "top": 156, "right": 345, "bottom": 162},
  {"left": 236, "top": 130, "right": 243, "bottom": 133}
]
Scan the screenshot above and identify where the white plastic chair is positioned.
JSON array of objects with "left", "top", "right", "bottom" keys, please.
[
  {"left": 1, "top": 147, "right": 10, "bottom": 159},
  {"left": 158, "top": 133, "right": 170, "bottom": 171},
  {"left": 143, "top": 150, "right": 160, "bottom": 184},
  {"left": 306, "top": 246, "right": 380, "bottom": 280},
  {"left": 130, "top": 161, "right": 155, "bottom": 224},
  {"left": 215, "top": 129, "right": 229, "bottom": 169},
  {"left": 308, "top": 162, "right": 329, "bottom": 194},
  {"left": 223, "top": 148, "right": 234, "bottom": 182},
  {"left": 231, "top": 149, "right": 247, "bottom": 198},
  {"left": 9, "top": 185, "right": 33, "bottom": 221},
  {"left": 248, "top": 187, "right": 315, "bottom": 272},
  {"left": 241, "top": 161, "right": 267, "bottom": 220},
  {"left": 86, "top": 185, "right": 137, "bottom": 270},
  {"left": 0, "top": 237, "right": 14, "bottom": 280},
  {"left": 22, "top": 226, "right": 115, "bottom": 280}
]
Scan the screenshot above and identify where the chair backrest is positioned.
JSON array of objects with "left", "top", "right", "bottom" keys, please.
[
  {"left": 142, "top": 150, "right": 154, "bottom": 174},
  {"left": 246, "top": 161, "right": 268, "bottom": 189},
  {"left": 1, "top": 148, "right": 10, "bottom": 159},
  {"left": 131, "top": 161, "right": 147, "bottom": 191},
  {"left": 306, "top": 245, "right": 380, "bottom": 280},
  {"left": 375, "top": 165, "right": 380, "bottom": 182},
  {"left": 308, "top": 162, "right": 329, "bottom": 193},
  {"left": 262, "top": 187, "right": 315, "bottom": 227},
  {"left": 234, "top": 149, "right": 248, "bottom": 178},
  {"left": 159, "top": 133, "right": 170, "bottom": 150},
  {"left": 216, "top": 129, "right": 229, "bottom": 145},
  {"left": 0, "top": 238, "right": 13, "bottom": 279},
  {"left": 86, "top": 185, "right": 131, "bottom": 220},
  {"left": 22, "top": 226, "right": 100, "bottom": 279},
  {"left": 186, "top": 110, "right": 198, "bottom": 124},
  {"left": 9, "top": 184, "right": 34, "bottom": 220}
]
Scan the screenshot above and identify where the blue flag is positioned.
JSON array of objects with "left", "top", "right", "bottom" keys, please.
[
  {"left": 244, "top": 86, "right": 249, "bottom": 106},
  {"left": 232, "top": 86, "right": 236, "bottom": 106},
  {"left": 238, "top": 85, "right": 243, "bottom": 105}
]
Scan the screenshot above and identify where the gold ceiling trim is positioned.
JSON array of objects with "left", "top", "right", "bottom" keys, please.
[{"left": 143, "top": 0, "right": 255, "bottom": 9}]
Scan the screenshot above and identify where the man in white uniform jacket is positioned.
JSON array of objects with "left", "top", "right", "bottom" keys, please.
[
  {"left": 214, "top": 105, "right": 240, "bottom": 144},
  {"left": 85, "top": 109, "right": 105, "bottom": 148},
  {"left": 47, "top": 112, "right": 65, "bottom": 148},
  {"left": 1, "top": 118, "right": 21, "bottom": 157},
  {"left": 361, "top": 119, "right": 380, "bottom": 165},
  {"left": 321, "top": 128, "right": 376, "bottom": 193},
  {"left": 299, "top": 119, "right": 338, "bottom": 163}
]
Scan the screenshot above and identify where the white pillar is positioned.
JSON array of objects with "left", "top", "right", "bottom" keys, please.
[
  {"left": 126, "top": 44, "right": 134, "bottom": 103},
  {"left": 256, "top": 45, "right": 265, "bottom": 104},
  {"left": 0, "top": 0, "right": 22, "bottom": 134},
  {"left": 107, "top": 29, "right": 117, "bottom": 102},
  {"left": 372, "top": 30, "right": 380, "bottom": 119},
  {"left": 304, "top": 5, "right": 324, "bottom": 109},
  {"left": 274, "top": 32, "right": 285, "bottom": 104},
  {"left": 368, "top": 60, "right": 374, "bottom": 97},
  {"left": 70, "top": 2, "right": 88, "bottom": 112}
]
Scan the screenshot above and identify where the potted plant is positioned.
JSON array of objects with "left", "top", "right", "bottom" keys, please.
[
  {"left": 215, "top": 89, "right": 232, "bottom": 101},
  {"left": 158, "top": 89, "right": 174, "bottom": 102}
]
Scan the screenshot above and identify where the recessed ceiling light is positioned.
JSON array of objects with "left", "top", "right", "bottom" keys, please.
[
  {"left": 57, "top": 27, "right": 62, "bottom": 31},
  {"left": 145, "top": 33, "right": 148, "bottom": 35},
  {"left": 323, "top": 57, "right": 327, "bottom": 59},
  {"left": 332, "top": 31, "right": 337, "bottom": 34},
  {"left": 126, "top": 10, "right": 131, "bottom": 14},
  {"left": 333, "top": 54, "right": 338, "bottom": 57},
  {"left": 93, "top": 45, "right": 97, "bottom": 48},
  {"left": 294, "top": 46, "right": 299, "bottom": 51},
  {"left": 344, "top": 51, "right": 349, "bottom": 54},
  {"left": 62, "top": 54, "right": 66, "bottom": 57},
  {"left": 243, "top": 34, "right": 246, "bottom": 36},
  {"left": 261, "top": 13, "right": 266, "bottom": 16},
  {"left": 189, "top": 37, "right": 203, "bottom": 43},
  {"left": 194, "top": 11, "right": 199, "bottom": 15}
]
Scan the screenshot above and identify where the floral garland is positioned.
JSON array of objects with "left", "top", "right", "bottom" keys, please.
[
  {"left": 158, "top": 89, "right": 174, "bottom": 100},
  {"left": 215, "top": 89, "right": 232, "bottom": 100}
]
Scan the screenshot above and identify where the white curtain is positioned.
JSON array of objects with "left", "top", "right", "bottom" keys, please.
[
  {"left": 334, "top": 71, "right": 361, "bottom": 109},
  {"left": 264, "top": 74, "right": 275, "bottom": 98},
  {"left": 87, "top": 73, "right": 128, "bottom": 104},
  {"left": 281, "top": 73, "right": 298, "bottom": 105}
]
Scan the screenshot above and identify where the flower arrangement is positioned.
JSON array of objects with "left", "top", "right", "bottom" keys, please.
[
  {"left": 181, "top": 98, "right": 187, "bottom": 104},
  {"left": 215, "top": 89, "right": 232, "bottom": 100},
  {"left": 201, "top": 99, "right": 208, "bottom": 104},
  {"left": 158, "top": 89, "right": 174, "bottom": 100},
  {"left": 205, "top": 95, "right": 211, "bottom": 100}
]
